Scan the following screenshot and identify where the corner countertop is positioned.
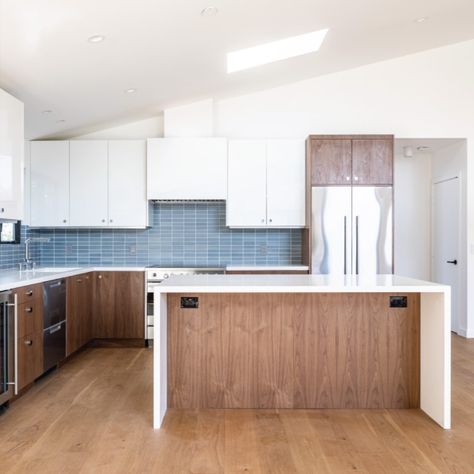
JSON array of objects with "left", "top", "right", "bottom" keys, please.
[
  {"left": 0, "top": 266, "right": 145, "bottom": 292},
  {"left": 155, "top": 273, "right": 450, "bottom": 294}
]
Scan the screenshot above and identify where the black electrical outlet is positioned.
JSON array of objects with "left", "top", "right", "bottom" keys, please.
[
  {"left": 390, "top": 296, "right": 408, "bottom": 308},
  {"left": 181, "top": 297, "right": 199, "bottom": 309}
]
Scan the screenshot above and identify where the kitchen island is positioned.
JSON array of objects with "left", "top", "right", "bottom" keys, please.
[{"left": 153, "top": 274, "right": 451, "bottom": 430}]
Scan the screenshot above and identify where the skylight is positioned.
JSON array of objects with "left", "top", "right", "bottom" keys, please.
[{"left": 227, "top": 28, "right": 329, "bottom": 73}]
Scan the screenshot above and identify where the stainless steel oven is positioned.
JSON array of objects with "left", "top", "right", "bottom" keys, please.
[
  {"left": 146, "top": 267, "right": 224, "bottom": 342},
  {"left": 0, "top": 291, "right": 17, "bottom": 406}
]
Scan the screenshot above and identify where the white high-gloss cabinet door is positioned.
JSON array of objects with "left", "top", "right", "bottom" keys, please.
[
  {"left": 30, "top": 141, "right": 70, "bottom": 227},
  {"left": 69, "top": 141, "right": 108, "bottom": 226},
  {"left": 147, "top": 138, "right": 227, "bottom": 200},
  {"left": 266, "top": 139, "right": 306, "bottom": 227},
  {"left": 0, "top": 89, "right": 24, "bottom": 221},
  {"left": 227, "top": 140, "right": 267, "bottom": 227},
  {"left": 108, "top": 140, "right": 148, "bottom": 227}
]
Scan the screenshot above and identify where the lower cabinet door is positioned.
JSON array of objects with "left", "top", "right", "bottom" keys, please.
[{"left": 18, "top": 331, "right": 43, "bottom": 391}]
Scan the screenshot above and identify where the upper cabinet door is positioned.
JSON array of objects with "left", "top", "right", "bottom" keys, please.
[
  {"left": 69, "top": 141, "right": 108, "bottom": 226},
  {"left": 0, "top": 89, "right": 24, "bottom": 220},
  {"left": 227, "top": 140, "right": 267, "bottom": 227},
  {"left": 108, "top": 140, "right": 148, "bottom": 228},
  {"left": 147, "top": 138, "right": 227, "bottom": 200},
  {"left": 352, "top": 138, "right": 393, "bottom": 185},
  {"left": 266, "top": 139, "right": 306, "bottom": 227},
  {"left": 310, "top": 139, "right": 352, "bottom": 185},
  {"left": 30, "top": 141, "right": 70, "bottom": 227}
]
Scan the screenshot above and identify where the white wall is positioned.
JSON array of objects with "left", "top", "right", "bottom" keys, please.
[
  {"left": 394, "top": 152, "right": 432, "bottom": 280},
  {"left": 432, "top": 140, "right": 468, "bottom": 335},
  {"left": 73, "top": 116, "right": 163, "bottom": 139},
  {"left": 164, "top": 99, "right": 214, "bottom": 137},
  {"left": 213, "top": 39, "right": 474, "bottom": 337}
]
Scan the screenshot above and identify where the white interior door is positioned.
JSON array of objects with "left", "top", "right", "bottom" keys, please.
[{"left": 432, "top": 177, "right": 460, "bottom": 333}]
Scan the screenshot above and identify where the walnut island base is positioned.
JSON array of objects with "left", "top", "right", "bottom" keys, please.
[{"left": 153, "top": 274, "right": 451, "bottom": 430}]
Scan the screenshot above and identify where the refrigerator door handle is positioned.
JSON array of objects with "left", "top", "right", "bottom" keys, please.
[{"left": 355, "top": 216, "right": 359, "bottom": 275}]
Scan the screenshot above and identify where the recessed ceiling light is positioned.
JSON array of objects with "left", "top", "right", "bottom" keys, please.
[
  {"left": 88, "top": 34, "right": 105, "bottom": 43},
  {"left": 201, "top": 6, "right": 218, "bottom": 17},
  {"left": 227, "top": 28, "right": 329, "bottom": 73},
  {"left": 414, "top": 17, "right": 428, "bottom": 23},
  {"left": 42, "top": 110, "right": 52, "bottom": 115},
  {"left": 124, "top": 88, "right": 137, "bottom": 94}
]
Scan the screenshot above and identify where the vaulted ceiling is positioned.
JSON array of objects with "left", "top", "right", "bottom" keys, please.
[{"left": 1, "top": 0, "right": 474, "bottom": 139}]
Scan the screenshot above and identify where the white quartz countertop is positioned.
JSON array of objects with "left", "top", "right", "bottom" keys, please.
[
  {"left": 225, "top": 265, "right": 309, "bottom": 271},
  {"left": 155, "top": 273, "right": 450, "bottom": 293},
  {"left": 0, "top": 266, "right": 145, "bottom": 292}
]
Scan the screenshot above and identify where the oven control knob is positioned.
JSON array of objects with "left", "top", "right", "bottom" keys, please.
[
  {"left": 152, "top": 272, "right": 157, "bottom": 278},
  {"left": 163, "top": 273, "right": 169, "bottom": 279}
]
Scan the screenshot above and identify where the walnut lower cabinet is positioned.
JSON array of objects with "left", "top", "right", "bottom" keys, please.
[
  {"left": 93, "top": 271, "right": 145, "bottom": 339},
  {"left": 14, "top": 284, "right": 44, "bottom": 391},
  {"left": 66, "top": 273, "right": 93, "bottom": 356}
]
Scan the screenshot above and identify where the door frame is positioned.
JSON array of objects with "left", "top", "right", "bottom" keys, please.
[{"left": 431, "top": 172, "right": 463, "bottom": 334}]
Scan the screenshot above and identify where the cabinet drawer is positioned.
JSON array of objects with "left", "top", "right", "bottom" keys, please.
[
  {"left": 18, "top": 301, "right": 43, "bottom": 338},
  {"left": 17, "top": 331, "right": 43, "bottom": 391},
  {"left": 15, "top": 283, "right": 43, "bottom": 305}
]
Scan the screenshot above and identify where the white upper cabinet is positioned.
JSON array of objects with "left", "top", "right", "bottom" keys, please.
[
  {"left": 147, "top": 138, "right": 227, "bottom": 200},
  {"left": 0, "top": 89, "right": 24, "bottom": 221},
  {"left": 227, "top": 140, "right": 267, "bottom": 227},
  {"left": 266, "top": 140, "right": 306, "bottom": 227},
  {"left": 108, "top": 140, "right": 148, "bottom": 227},
  {"left": 30, "top": 141, "right": 70, "bottom": 227},
  {"left": 227, "top": 139, "right": 306, "bottom": 228},
  {"left": 69, "top": 141, "right": 109, "bottom": 226},
  {"left": 30, "top": 140, "right": 148, "bottom": 228}
]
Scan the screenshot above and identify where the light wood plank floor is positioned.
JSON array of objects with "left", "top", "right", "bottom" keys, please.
[{"left": 0, "top": 335, "right": 473, "bottom": 473}]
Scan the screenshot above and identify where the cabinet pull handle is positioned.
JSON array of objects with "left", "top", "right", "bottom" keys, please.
[
  {"left": 110, "top": 219, "right": 114, "bottom": 223},
  {"left": 25, "top": 307, "right": 33, "bottom": 313},
  {"left": 345, "top": 176, "right": 351, "bottom": 181},
  {"left": 102, "top": 219, "right": 106, "bottom": 223},
  {"left": 24, "top": 340, "right": 33, "bottom": 346},
  {"left": 354, "top": 176, "right": 359, "bottom": 182},
  {"left": 98, "top": 275, "right": 103, "bottom": 279},
  {"left": 269, "top": 218, "right": 273, "bottom": 223},
  {"left": 77, "top": 279, "right": 82, "bottom": 283},
  {"left": 25, "top": 290, "right": 33, "bottom": 296},
  {"left": 261, "top": 218, "right": 265, "bottom": 223},
  {"left": 63, "top": 219, "right": 67, "bottom": 223}
]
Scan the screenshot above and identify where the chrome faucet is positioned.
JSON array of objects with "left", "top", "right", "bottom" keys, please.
[{"left": 25, "top": 237, "right": 51, "bottom": 267}]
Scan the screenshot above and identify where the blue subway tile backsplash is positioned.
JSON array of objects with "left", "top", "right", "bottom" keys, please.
[{"left": 33, "top": 202, "right": 303, "bottom": 267}]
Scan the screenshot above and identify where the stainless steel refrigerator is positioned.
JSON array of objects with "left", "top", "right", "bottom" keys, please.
[{"left": 311, "top": 186, "right": 393, "bottom": 275}]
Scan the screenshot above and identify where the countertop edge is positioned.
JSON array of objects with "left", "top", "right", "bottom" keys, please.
[{"left": 0, "top": 267, "right": 145, "bottom": 292}]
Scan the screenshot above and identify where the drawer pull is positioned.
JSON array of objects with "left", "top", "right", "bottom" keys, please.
[
  {"left": 25, "top": 307, "right": 33, "bottom": 313},
  {"left": 25, "top": 290, "right": 33, "bottom": 296},
  {"left": 77, "top": 279, "right": 83, "bottom": 283},
  {"left": 24, "top": 340, "right": 33, "bottom": 346}
]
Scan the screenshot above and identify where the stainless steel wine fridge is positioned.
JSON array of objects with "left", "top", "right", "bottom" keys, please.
[{"left": 0, "top": 291, "right": 17, "bottom": 406}]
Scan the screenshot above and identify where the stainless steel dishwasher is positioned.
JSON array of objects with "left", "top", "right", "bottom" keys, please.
[{"left": 43, "top": 279, "right": 66, "bottom": 371}]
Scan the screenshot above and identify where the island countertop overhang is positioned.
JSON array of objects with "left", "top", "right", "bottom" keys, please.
[{"left": 155, "top": 273, "right": 450, "bottom": 294}]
